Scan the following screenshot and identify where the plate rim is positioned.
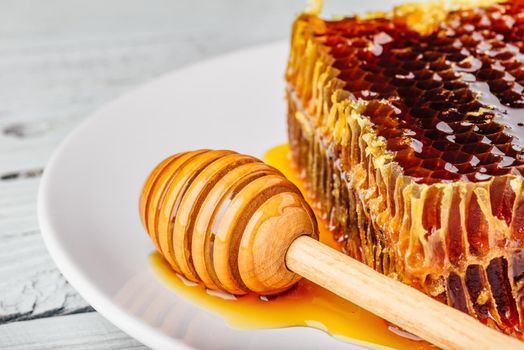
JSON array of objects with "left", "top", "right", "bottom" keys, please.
[{"left": 37, "top": 40, "right": 288, "bottom": 350}]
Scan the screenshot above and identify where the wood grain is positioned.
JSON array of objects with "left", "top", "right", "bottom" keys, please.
[
  {"left": 0, "top": 178, "right": 93, "bottom": 323},
  {"left": 0, "top": 312, "right": 146, "bottom": 349},
  {"left": 0, "top": 0, "right": 391, "bottom": 348},
  {"left": 0, "top": 0, "right": 302, "bottom": 329}
]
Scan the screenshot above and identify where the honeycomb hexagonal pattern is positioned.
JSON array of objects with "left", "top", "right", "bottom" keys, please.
[
  {"left": 323, "top": 1, "right": 524, "bottom": 184},
  {"left": 286, "top": 0, "right": 524, "bottom": 338}
]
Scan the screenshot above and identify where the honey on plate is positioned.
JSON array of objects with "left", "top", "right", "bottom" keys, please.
[{"left": 149, "top": 144, "right": 434, "bottom": 350}]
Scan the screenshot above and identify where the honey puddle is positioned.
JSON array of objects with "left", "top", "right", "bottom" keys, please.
[{"left": 149, "top": 144, "right": 435, "bottom": 350}]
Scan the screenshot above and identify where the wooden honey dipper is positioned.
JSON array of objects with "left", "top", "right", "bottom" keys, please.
[{"left": 140, "top": 149, "right": 524, "bottom": 350}]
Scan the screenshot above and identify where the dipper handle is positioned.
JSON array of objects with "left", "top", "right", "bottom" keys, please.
[{"left": 286, "top": 236, "right": 524, "bottom": 350}]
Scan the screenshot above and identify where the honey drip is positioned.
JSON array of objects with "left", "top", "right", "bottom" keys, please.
[{"left": 150, "top": 144, "right": 433, "bottom": 350}]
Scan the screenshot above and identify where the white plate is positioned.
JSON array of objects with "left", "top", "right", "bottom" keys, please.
[{"left": 37, "top": 41, "right": 372, "bottom": 350}]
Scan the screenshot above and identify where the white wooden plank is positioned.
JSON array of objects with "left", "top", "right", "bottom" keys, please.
[
  {"left": 0, "top": 0, "right": 308, "bottom": 339},
  {"left": 0, "top": 179, "right": 40, "bottom": 239},
  {"left": 0, "top": 27, "right": 229, "bottom": 327},
  {"left": 0, "top": 312, "right": 147, "bottom": 349},
  {"left": 0, "top": 177, "right": 93, "bottom": 322},
  {"left": 0, "top": 31, "right": 219, "bottom": 328},
  {"left": 0, "top": 7, "right": 260, "bottom": 327},
  {"left": 0, "top": 230, "right": 92, "bottom": 322},
  {"left": 0, "top": 0, "right": 344, "bottom": 347}
]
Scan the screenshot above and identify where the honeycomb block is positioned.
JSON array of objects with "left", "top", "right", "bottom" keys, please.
[{"left": 286, "top": 0, "right": 524, "bottom": 337}]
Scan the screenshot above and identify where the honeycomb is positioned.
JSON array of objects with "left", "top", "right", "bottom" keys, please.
[{"left": 286, "top": 0, "right": 524, "bottom": 338}]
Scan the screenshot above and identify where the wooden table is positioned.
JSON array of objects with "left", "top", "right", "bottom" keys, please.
[
  {"left": 0, "top": 1, "right": 300, "bottom": 347},
  {"left": 0, "top": 0, "right": 375, "bottom": 348}
]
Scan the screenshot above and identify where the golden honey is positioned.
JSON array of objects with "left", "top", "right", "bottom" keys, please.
[
  {"left": 149, "top": 144, "right": 433, "bottom": 350},
  {"left": 286, "top": 1, "right": 524, "bottom": 337}
]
